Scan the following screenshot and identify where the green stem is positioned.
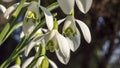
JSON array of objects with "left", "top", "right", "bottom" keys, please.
[{"left": 0, "top": 0, "right": 26, "bottom": 45}]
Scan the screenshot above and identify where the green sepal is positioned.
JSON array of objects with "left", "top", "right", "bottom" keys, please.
[{"left": 39, "top": 57, "right": 49, "bottom": 68}]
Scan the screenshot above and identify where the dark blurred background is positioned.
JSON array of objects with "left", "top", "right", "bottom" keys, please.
[{"left": 0, "top": 0, "right": 120, "bottom": 68}]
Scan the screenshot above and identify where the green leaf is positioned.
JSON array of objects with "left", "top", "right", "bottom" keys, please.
[
  {"left": 0, "top": 23, "right": 10, "bottom": 45},
  {"left": 0, "top": 22, "right": 23, "bottom": 45},
  {"left": 0, "top": 0, "right": 26, "bottom": 46},
  {"left": 40, "top": 57, "right": 49, "bottom": 68}
]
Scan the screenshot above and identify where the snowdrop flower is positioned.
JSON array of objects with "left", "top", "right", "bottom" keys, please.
[
  {"left": 58, "top": 15, "right": 91, "bottom": 52},
  {"left": 22, "top": 1, "right": 53, "bottom": 37},
  {"left": 44, "top": 19, "right": 70, "bottom": 64},
  {"left": 22, "top": 56, "right": 58, "bottom": 68},
  {"left": 0, "top": 4, "right": 6, "bottom": 13},
  {"left": 57, "top": 0, "right": 93, "bottom": 14},
  {"left": 22, "top": 2, "right": 40, "bottom": 37},
  {"left": 24, "top": 28, "right": 45, "bottom": 56},
  {"left": 10, "top": 65, "right": 20, "bottom": 68},
  {"left": 3, "top": 1, "right": 53, "bottom": 36}
]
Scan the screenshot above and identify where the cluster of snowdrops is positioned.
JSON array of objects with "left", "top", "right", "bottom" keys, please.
[{"left": 0, "top": 0, "right": 92, "bottom": 68}]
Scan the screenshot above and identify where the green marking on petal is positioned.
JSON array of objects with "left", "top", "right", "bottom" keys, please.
[
  {"left": 25, "top": 11, "right": 38, "bottom": 24},
  {"left": 46, "top": 40, "right": 55, "bottom": 52},
  {"left": 64, "top": 27, "right": 76, "bottom": 37}
]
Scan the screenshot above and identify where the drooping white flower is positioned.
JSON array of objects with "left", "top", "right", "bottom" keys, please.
[
  {"left": 44, "top": 29, "right": 70, "bottom": 64},
  {"left": 58, "top": 15, "right": 91, "bottom": 52},
  {"left": 57, "top": 0, "right": 93, "bottom": 14},
  {"left": 10, "top": 64, "right": 20, "bottom": 68},
  {"left": 3, "top": 1, "right": 53, "bottom": 37},
  {"left": 24, "top": 28, "right": 45, "bottom": 56}
]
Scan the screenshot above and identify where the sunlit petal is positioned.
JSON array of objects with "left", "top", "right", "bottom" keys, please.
[
  {"left": 49, "top": 59, "right": 58, "bottom": 68},
  {"left": 55, "top": 31, "right": 70, "bottom": 64},
  {"left": 34, "top": 56, "right": 44, "bottom": 67},
  {"left": 58, "top": 18, "right": 65, "bottom": 25},
  {"left": 40, "top": 6, "right": 54, "bottom": 30},
  {"left": 22, "top": 20, "right": 36, "bottom": 37},
  {"left": 55, "top": 49, "right": 70, "bottom": 64},
  {"left": 0, "top": 4, "right": 6, "bottom": 13},
  {"left": 76, "top": 0, "right": 92, "bottom": 13},
  {"left": 66, "top": 37, "right": 74, "bottom": 51},
  {"left": 57, "top": 0, "right": 74, "bottom": 14},
  {"left": 10, "top": 65, "right": 20, "bottom": 68},
  {"left": 76, "top": 19, "right": 91, "bottom": 43},
  {"left": 24, "top": 41, "right": 36, "bottom": 56},
  {"left": 63, "top": 16, "right": 75, "bottom": 32},
  {"left": 22, "top": 56, "right": 34, "bottom": 68},
  {"left": 69, "top": 28, "right": 81, "bottom": 51}
]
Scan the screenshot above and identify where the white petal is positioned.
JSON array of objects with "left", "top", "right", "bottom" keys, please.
[
  {"left": 24, "top": 41, "right": 36, "bottom": 56},
  {"left": 63, "top": 16, "right": 76, "bottom": 31},
  {"left": 10, "top": 65, "right": 20, "bottom": 68},
  {"left": 58, "top": 18, "right": 65, "bottom": 25},
  {"left": 4, "top": 3, "right": 29, "bottom": 19},
  {"left": 22, "top": 56, "right": 34, "bottom": 68},
  {"left": 69, "top": 28, "right": 81, "bottom": 51},
  {"left": 22, "top": 20, "right": 36, "bottom": 37},
  {"left": 49, "top": 59, "right": 58, "bottom": 68},
  {"left": 55, "top": 49, "right": 70, "bottom": 64},
  {"left": 2, "top": 0, "right": 13, "bottom": 3},
  {"left": 40, "top": 6, "right": 54, "bottom": 30},
  {"left": 55, "top": 31, "right": 70, "bottom": 64},
  {"left": 76, "top": 19, "right": 91, "bottom": 43},
  {"left": 76, "top": 0, "right": 92, "bottom": 13},
  {"left": 57, "top": 0, "right": 74, "bottom": 14},
  {"left": 0, "top": 4, "right": 6, "bottom": 13},
  {"left": 66, "top": 37, "right": 74, "bottom": 51},
  {"left": 20, "top": 31, "right": 24, "bottom": 38},
  {"left": 27, "top": 2, "right": 39, "bottom": 16},
  {"left": 33, "top": 56, "right": 44, "bottom": 67}
]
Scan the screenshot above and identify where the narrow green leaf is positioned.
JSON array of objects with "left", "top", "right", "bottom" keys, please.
[
  {"left": 0, "top": 0, "right": 26, "bottom": 46},
  {"left": 0, "top": 23, "right": 10, "bottom": 45}
]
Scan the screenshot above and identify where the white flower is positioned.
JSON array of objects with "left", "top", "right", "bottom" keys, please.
[
  {"left": 58, "top": 15, "right": 91, "bottom": 52},
  {"left": 3, "top": 1, "right": 53, "bottom": 37},
  {"left": 10, "top": 64, "right": 20, "bottom": 68},
  {"left": 22, "top": 56, "right": 58, "bottom": 68},
  {"left": 24, "top": 28, "right": 45, "bottom": 56},
  {"left": 0, "top": 4, "right": 6, "bottom": 13},
  {"left": 45, "top": 29, "right": 70, "bottom": 64},
  {"left": 57, "top": 0, "right": 93, "bottom": 14}
]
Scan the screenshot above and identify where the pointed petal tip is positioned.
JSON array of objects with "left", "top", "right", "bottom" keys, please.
[{"left": 76, "top": 19, "right": 91, "bottom": 44}]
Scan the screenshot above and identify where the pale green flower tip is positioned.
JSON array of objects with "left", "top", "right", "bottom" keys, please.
[
  {"left": 53, "top": 18, "right": 58, "bottom": 30},
  {"left": 40, "top": 57, "right": 49, "bottom": 68},
  {"left": 15, "top": 56, "right": 21, "bottom": 65},
  {"left": 40, "top": 45, "right": 46, "bottom": 56}
]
